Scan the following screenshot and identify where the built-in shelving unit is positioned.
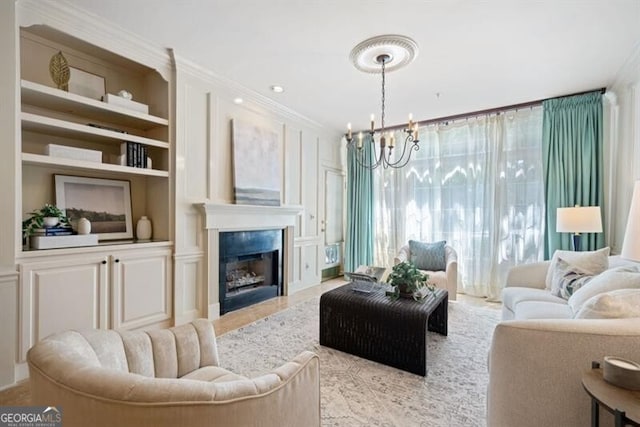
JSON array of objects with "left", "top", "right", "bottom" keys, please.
[
  {"left": 15, "top": 22, "right": 174, "bottom": 353},
  {"left": 19, "top": 25, "right": 172, "bottom": 251}
]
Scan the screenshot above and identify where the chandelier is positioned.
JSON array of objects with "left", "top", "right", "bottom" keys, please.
[{"left": 345, "top": 35, "right": 420, "bottom": 170}]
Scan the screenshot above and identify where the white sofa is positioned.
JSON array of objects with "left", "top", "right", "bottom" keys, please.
[
  {"left": 394, "top": 243, "right": 458, "bottom": 301},
  {"left": 28, "top": 319, "right": 320, "bottom": 427},
  {"left": 487, "top": 254, "right": 640, "bottom": 427}
]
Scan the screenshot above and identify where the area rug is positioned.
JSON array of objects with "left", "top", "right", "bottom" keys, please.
[{"left": 217, "top": 297, "right": 501, "bottom": 427}]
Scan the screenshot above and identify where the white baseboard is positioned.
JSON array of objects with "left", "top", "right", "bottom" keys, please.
[{"left": 14, "top": 362, "right": 28, "bottom": 383}]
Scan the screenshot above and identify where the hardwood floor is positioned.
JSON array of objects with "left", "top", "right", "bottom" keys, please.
[{"left": 0, "top": 277, "right": 496, "bottom": 406}]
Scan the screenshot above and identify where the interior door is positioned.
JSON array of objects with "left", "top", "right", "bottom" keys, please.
[{"left": 322, "top": 168, "right": 345, "bottom": 270}]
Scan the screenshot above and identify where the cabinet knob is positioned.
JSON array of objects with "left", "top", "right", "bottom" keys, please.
[
  {"left": 101, "top": 260, "right": 107, "bottom": 264},
  {"left": 114, "top": 259, "right": 120, "bottom": 263}
]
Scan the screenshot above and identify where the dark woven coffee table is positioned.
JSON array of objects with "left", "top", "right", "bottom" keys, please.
[{"left": 319, "top": 284, "right": 448, "bottom": 376}]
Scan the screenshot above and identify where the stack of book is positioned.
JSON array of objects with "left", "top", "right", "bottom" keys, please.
[
  {"left": 121, "top": 142, "right": 148, "bottom": 168},
  {"left": 31, "top": 225, "right": 75, "bottom": 236}
]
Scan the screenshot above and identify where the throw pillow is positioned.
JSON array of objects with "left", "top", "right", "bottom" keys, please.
[
  {"left": 409, "top": 240, "right": 446, "bottom": 271},
  {"left": 544, "top": 247, "right": 610, "bottom": 290},
  {"left": 550, "top": 258, "right": 595, "bottom": 299},
  {"left": 574, "top": 288, "right": 640, "bottom": 319},
  {"left": 567, "top": 265, "right": 640, "bottom": 314}
]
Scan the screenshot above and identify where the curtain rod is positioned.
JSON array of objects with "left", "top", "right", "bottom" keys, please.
[{"left": 379, "top": 87, "right": 606, "bottom": 132}]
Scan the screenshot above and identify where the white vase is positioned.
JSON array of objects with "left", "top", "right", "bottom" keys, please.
[
  {"left": 77, "top": 217, "right": 91, "bottom": 235},
  {"left": 136, "top": 216, "right": 152, "bottom": 240},
  {"left": 43, "top": 217, "right": 59, "bottom": 228}
]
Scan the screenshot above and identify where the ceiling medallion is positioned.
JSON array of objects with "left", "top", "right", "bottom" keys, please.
[
  {"left": 349, "top": 34, "right": 419, "bottom": 74},
  {"left": 345, "top": 35, "right": 420, "bottom": 170}
]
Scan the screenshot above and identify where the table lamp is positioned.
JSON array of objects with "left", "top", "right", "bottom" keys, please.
[
  {"left": 621, "top": 181, "right": 640, "bottom": 262},
  {"left": 556, "top": 205, "right": 603, "bottom": 251}
]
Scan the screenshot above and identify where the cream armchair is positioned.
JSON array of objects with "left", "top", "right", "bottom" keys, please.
[
  {"left": 394, "top": 243, "right": 458, "bottom": 301},
  {"left": 27, "top": 319, "right": 320, "bottom": 427}
]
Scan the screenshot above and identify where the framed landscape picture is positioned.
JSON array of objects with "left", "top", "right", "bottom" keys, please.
[
  {"left": 231, "top": 119, "right": 281, "bottom": 206},
  {"left": 55, "top": 175, "right": 133, "bottom": 240}
]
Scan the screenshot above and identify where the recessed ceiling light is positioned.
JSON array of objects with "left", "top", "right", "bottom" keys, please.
[
  {"left": 270, "top": 85, "right": 284, "bottom": 93},
  {"left": 233, "top": 97, "right": 244, "bottom": 104}
]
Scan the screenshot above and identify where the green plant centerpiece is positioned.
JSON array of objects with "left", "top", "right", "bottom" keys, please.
[
  {"left": 22, "top": 203, "right": 70, "bottom": 239},
  {"left": 387, "top": 261, "right": 434, "bottom": 301}
]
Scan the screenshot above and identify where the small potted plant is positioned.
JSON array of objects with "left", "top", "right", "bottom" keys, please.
[
  {"left": 22, "top": 203, "right": 70, "bottom": 239},
  {"left": 387, "top": 261, "right": 434, "bottom": 301}
]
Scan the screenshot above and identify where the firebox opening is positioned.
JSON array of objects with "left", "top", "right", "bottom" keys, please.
[
  {"left": 225, "top": 252, "right": 273, "bottom": 295},
  {"left": 219, "top": 229, "right": 283, "bottom": 314}
]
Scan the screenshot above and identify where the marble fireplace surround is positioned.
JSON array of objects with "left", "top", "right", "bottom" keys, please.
[{"left": 198, "top": 203, "right": 303, "bottom": 318}]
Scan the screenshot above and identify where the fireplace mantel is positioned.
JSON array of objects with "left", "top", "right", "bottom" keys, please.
[
  {"left": 197, "top": 202, "right": 303, "bottom": 230},
  {"left": 196, "top": 202, "right": 303, "bottom": 319}
]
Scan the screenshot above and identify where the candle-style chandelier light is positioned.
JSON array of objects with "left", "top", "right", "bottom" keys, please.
[{"left": 345, "top": 35, "right": 420, "bottom": 170}]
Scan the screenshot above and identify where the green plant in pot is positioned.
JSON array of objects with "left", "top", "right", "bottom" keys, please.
[
  {"left": 387, "top": 261, "right": 434, "bottom": 301},
  {"left": 22, "top": 203, "right": 70, "bottom": 239}
]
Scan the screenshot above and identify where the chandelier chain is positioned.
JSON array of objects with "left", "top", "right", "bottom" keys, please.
[
  {"left": 381, "top": 58, "right": 386, "bottom": 132},
  {"left": 345, "top": 38, "right": 420, "bottom": 170}
]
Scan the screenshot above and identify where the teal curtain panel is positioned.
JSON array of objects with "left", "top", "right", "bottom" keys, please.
[
  {"left": 345, "top": 136, "right": 375, "bottom": 272},
  {"left": 542, "top": 91, "right": 604, "bottom": 257}
]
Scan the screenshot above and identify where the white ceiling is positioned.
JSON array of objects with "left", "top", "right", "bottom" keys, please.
[{"left": 63, "top": 0, "right": 640, "bottom": 133}]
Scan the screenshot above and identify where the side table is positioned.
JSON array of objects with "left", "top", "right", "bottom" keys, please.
[{"left": 582, "top": 361, "right": 640, "bottom": 427}]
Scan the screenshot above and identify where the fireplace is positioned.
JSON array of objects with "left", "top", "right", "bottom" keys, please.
[{"left": 219, "top": 229, "right": 283, "bottom": 314}]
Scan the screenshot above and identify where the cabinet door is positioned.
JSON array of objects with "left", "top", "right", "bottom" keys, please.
[
  {"left": 19, "top": 254, "right": 108, "bottom": 361},
  {"left": 111, "top": 248, "right": 172, "bottom": 330}
]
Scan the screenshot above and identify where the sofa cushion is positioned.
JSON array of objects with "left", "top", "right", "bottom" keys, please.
[
  {"left": 550, "top": 258, "right": 595, "bottom": 299},
  {"left": 513, "top": 301, "right": 573, "bottom": 320},
  {"left": 422, "top": 270, "right": 446, "bottom": 289},
  {"left": 574, "top": 288, "right": 640, "bottom": 319},
  {"left": 567, "top": 265, "right": 640, "bottom": 314},
  {"left": 502, "top": 287, "right": 567, "bottom": 314},
  {"left": 544, "top": 247, "right": 610, "bottom": 290},
  {"left": 409, "top": 240, "right": 446, "bottom": 271}
]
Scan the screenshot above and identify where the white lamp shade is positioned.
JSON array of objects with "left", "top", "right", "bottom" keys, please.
[
  {"left": 621, "top": 181, "right": 640, "bottom": 262},
  {"left": 556, "top": 206, "right": 603, "bottom": 233}
]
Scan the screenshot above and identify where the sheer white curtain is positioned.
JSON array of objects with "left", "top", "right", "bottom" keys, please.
[{"left": 373, "top": 107, "right": 545, "bottom": 300}]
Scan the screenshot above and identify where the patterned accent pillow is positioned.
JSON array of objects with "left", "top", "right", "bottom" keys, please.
[
  {"left": 550, "top": 257, "right": 595, "bottom": 299},
  {"left": 544, "top": 247, "right": 610, "bottom": 290},
  {"left": 409, "top": 240, "right": 446, "bottom": 271}
]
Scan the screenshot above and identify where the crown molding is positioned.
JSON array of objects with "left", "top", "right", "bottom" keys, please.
[
  {"left": 173, "top": 53, "right": 325, "bottom": 131},
  {"left": 17, "top": 0, "right": 333, "bottom": 134},
  {"left": 17, "top": 0, "right": 172, "bottom": 81},
  {"left": 611, "top": 40, "right": 640, "bottom": 91}
]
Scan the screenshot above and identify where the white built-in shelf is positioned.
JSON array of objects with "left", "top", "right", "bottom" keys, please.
[
  {"left": 22, "top": 113, "right": 169, "bottom": 149},
  {"left": 19, "top": 240, "right": 173, "bottom": 258},
  {"left": 22, "top": 153, "right": 169, "bottom": 177},
  {"left": 21, "top": 80, "right": 169, "bottom": 130}
]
